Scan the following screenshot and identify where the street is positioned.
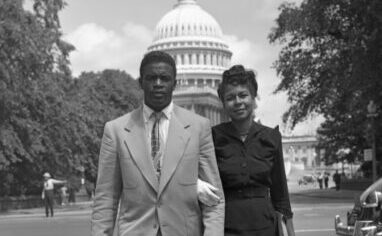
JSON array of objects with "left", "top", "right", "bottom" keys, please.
[
  {"left": 0, "top": 186, "right": 358, "bottom": 236},
  {"left": 293, "top": 203, "right": 351, "bottom": 235}
]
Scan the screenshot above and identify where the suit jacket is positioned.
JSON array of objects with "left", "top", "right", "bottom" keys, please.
[{"left": 91, "top": 105, "right": 225, "bottom": 236}]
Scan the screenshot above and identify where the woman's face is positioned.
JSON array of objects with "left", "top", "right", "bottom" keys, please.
[{"left": 222, "top": 84, "right": 255, "bottom": 122}]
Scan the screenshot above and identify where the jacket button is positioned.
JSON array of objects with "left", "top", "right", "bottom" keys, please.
[
  {"left": 153, "top": 224, "right": 157, "bottom": 229},
  {"left": 241, "top": 162, "right": 247, "bottom": 168}
]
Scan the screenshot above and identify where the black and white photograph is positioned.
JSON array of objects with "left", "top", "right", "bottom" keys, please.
[{"left": 0, "top": 0, "right": 381, "bottom": 235}]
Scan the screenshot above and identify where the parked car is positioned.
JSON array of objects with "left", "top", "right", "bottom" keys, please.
[
  {"left": 335, "top": 191, "right": 382, "bottom": 235},
  {"left": 298, "top": 174, "right": 316, "bottom": 186}
]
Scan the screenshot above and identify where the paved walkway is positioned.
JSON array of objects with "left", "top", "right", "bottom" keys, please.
[
  {"left": 0, "top": 201, "right": 92, "bottom": 219},
  {"left": 0, "top": 187, "right": 364, "bottom": 219},
  {"left": 291, "top": 188, "right": 362, "bottom": 199}
]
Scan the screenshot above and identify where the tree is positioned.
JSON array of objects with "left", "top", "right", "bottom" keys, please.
[
  {"left": 0, "top": 0, "right": 74, "bottom": 196},
  {"left": 66, "top": 69, "right": 142, "bottom": 183},
  {"left": 0, "top": 1, "right": 142, "bottom": 197},
  {"left": 269, "top": 0, "right": 382, "bottom": 164}
]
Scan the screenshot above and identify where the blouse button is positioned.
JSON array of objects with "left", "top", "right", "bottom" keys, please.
[{"left": 241, "top": 162, "right": 247, "bottom": 168}]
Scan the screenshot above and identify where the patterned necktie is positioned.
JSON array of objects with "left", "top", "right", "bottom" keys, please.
[{"left": 151, "top": 112, "right": 162, "bottom": 177}]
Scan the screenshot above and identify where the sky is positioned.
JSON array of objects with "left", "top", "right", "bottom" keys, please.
[{"left": 52, "top": 0, "right": 321, "bottom": 135}]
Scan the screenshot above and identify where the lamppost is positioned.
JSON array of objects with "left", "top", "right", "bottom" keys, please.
[{"left": 367, "top": 100, "right": 378, "bottom": 182}]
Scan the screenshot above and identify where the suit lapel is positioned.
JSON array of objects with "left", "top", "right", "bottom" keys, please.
[
  {"left": 124, "top": 107, "right": 159, "bottom": 192},
  {"left": 158, "top": 108, "right": 191, "bottom": 197}
]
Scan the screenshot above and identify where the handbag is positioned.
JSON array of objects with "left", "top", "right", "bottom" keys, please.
[{"left": 276, "top": 211, "right": 288, "bottom": 236}]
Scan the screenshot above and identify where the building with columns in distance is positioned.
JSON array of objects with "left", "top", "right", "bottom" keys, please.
[
  {"left": 147, "top": 0, "right": 231, "bottom": 126},
  {"left": 282, "top": 135, "right": 322, "bottom": 169}
]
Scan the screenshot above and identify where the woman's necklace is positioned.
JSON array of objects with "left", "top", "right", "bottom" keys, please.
[
  {"left": 232, "top": 120, "right": 251, "bottom": 141},
  {"left": 238, "top": 131, "right": 248, "bottom": 141}
]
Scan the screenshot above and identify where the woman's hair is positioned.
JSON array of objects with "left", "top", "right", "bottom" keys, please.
[{"left": 217, "top": 64, "right": 258, "bottom": 101}]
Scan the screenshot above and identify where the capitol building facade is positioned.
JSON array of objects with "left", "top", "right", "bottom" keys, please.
[{"left": 147, "top": 0, "right": 231, "bottom": 126}]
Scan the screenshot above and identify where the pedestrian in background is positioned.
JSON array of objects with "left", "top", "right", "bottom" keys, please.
[
  {"left": 333, "top": 170, "right": 341, "bottom": 191},
  {"left": 324, "top": 172, "right": 329, "bottom": 189},
  {"left": 60, "top": 185, "right": 68, "bottom": 206},
  {"left": 41, "top": 172, "right": 66, "bottom": 217},
  {"left": 67, "top": 182, "right": 76, "bottom": 205},
  {"left": 317, "top": 172, "right": 323, "bottom": 189}
]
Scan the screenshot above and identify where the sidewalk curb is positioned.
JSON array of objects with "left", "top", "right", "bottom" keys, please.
[
  {"left": 290, "top": 189, "right": 362, "bottom": 200},
  {"left": 0, "top": 210, "right": 92, "bottom": 220}
]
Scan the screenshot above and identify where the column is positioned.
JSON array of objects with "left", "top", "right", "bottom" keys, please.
[
  {"left": 206, "top": 53, "right": 211, "bottom": 65},
  {"left": 192, "top": 53, "right": 197, "bottom": 65},
  {"left": 216, "top": 108, "right": 221, "bottom": 124},
  {"left": 184, "top": 53, "right": 189, "bottom": 65},
  {"left": 176, "top": 54, "right": 181, "bottom": 65},
  {"left": 212, "top": 54, "right": 217, "bottom": 65},
  {"left": 198, "top": 53, "right": 203, "bottom": 65}
]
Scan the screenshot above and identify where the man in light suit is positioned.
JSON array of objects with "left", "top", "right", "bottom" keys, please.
[{"left": 91, "top": 50, "right": 224, "bottom": 236}]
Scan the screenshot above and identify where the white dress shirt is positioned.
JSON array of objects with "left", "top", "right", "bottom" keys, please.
[
  {"left": 142, "top": 102, "right": 173, "bottom": 170},
  {"left": 43, "top": 178, "right": 63, "bottom": 190}
]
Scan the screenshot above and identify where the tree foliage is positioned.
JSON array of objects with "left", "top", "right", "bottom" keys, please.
[
  {"left": 269, "top": 0, "right": 382, "bottom": 164},
  {"left": 66, "top": 70, "right": 142, "bottom": 183},
  {"left": 0, "top": 0, "right": 142, "bottom": 196},
  {"left": 0, "top": 0, "right": 74, "bottom": 195}
]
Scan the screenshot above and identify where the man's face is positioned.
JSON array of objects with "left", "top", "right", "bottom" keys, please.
[{"left": 139, "top": 62, "right": 176, "bottom": 111}]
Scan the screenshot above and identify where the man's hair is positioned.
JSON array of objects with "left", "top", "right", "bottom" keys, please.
[
  {"left": 139, "top": 50, "right": 177, "bottom": 77},
  {"left": 217, "top": 64, "right": 258, "bottom": 101}
]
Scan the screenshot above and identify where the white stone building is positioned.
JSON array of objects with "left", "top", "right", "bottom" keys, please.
[{"left": 282, "top": 135, "right": 321, "bottom": 169}]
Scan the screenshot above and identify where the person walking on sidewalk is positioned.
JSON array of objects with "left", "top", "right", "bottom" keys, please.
[
  {"left": 41, "top": 172, "right": 67, "bottom": 217},
  {"left": 317, "top": 172, "right": 324, "bottom": 189},
  {"left": 324, "top": 172, "right": 330, "bottom": 189},
  {"left": 333, "top": 170, "right": 341, "bottom": 191}
]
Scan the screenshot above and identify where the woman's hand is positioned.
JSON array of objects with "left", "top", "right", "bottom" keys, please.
[{"left": 197, "top": 179, "right": 221, "bottom": 206}]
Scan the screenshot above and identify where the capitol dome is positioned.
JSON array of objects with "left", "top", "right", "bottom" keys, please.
[
  {"left": 153, "top": 0, "right": 223, "bottom": 40},
  {"left": 148, "top": 0, "right": 232, "bottom": 78},
  {"left": 147, "top": 0, "right": 231, "bottom": 125}
]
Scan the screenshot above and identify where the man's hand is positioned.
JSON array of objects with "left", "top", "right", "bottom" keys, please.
[{"left": 197, "top": 179, "right": 221, "bottom": 206}]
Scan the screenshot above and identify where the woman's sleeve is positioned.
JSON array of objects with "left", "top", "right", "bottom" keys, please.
[{"left": 270, "top": 127, "right": 293, "bottom": 219}]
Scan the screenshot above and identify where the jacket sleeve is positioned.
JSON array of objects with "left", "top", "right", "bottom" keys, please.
[
  {"left": 91, "top": 122, "right": 122, "bottom": 236},
  {"left": 198, "top": 119, "right": 225, "bottom": 236},
  {"left": 270, "top": 128, "right": 293, "bottom": 219}
]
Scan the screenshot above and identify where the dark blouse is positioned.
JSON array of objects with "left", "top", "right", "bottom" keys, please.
[{"left": 212, "top": 121, "right": 293, "bottom": 219}]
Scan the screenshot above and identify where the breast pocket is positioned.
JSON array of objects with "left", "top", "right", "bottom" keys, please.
[{"left": 215, "top": 146, "right": 236, "bottom": 161}]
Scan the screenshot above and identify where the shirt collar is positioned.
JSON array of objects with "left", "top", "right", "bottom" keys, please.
[{"left": 143, "top": 102, "right": 173, "bottom": 123}]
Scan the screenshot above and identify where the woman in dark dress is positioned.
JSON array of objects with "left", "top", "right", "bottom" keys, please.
[{"left": 212, "top": 65, "right": 295, "bottom": 236}]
